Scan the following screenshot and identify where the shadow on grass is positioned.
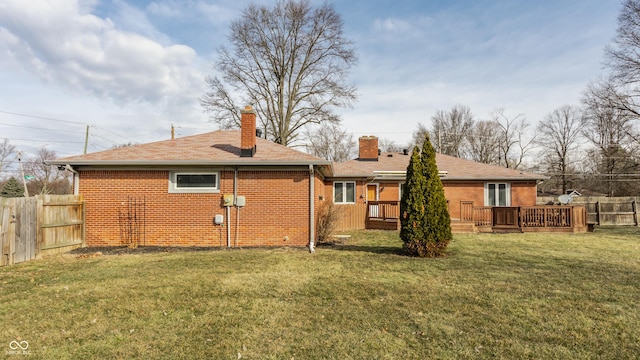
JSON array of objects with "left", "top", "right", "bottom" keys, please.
[
  {"left": 70, "top": 246, "right": 225, "bottom": 255},
  {"left": 320, "top": 243, "right": 406, "bottom": 256}
]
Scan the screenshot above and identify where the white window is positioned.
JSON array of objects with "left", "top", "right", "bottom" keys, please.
[
  {"left": 169, "top": 171, "right": 219, "bottom": 193},
  {"left": 485, "top": 183, "right": 511, "bottom": 206},
  {"left": 334, "top": 181, "right": 356, "bottom": 204}
]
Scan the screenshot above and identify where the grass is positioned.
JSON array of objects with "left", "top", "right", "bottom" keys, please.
[{"left": 1, "top": 226, "right": 639, "bottom": 359}]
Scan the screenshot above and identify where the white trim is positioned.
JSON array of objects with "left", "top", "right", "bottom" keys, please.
[
  {"left": 169, "top": 171, "right": 220, "bottom": 193},
  {"left": 484, "top": 182, "right": 511, "bottom": 206},
  {"left": 366, "top": 183, "right": 379, "bottom": 202},
  {"left": 333, "top": 181, "right": 356, "bottom": 204}
]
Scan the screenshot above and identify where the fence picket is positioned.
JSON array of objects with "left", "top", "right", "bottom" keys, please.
[{"left": 0, "top": 195, "right": 85, "bottom": 266}]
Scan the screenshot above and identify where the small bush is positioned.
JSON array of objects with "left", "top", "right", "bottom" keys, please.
[
  {"left": 1, "top": 177, "right": 25, "bottom": 197},
  {"left": 316, "top": 201, "right": 344, "bottom": 244}
]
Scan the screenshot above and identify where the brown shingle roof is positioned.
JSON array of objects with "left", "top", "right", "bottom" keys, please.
[
  {"left": 332, "top": 152, "right": 546, "bottom": 181},
  {"left": 50, "top": 130, "right": 330, "bottom": 166}
]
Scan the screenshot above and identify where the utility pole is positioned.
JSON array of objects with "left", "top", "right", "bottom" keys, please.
[
  {"left": 17, "top": 151, "right": 28, "bottom": 197},
  {"left": 84, "top": 125, "right": 89, "bottom": 154}
]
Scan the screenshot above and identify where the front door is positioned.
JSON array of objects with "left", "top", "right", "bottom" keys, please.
[
  {"left": 367, "top": 184, "right": 379, "bottom": 217},
  {"left": 367, "top": 184, "right": 378, "bottom": 202}
]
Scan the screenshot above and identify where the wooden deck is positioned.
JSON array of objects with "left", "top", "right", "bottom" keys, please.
[
  {"left": 362, "top": 202, "right": 588, "bottom": 233},
  {"left": 366, "top": 201, "right": 400, "bottom": 230}
]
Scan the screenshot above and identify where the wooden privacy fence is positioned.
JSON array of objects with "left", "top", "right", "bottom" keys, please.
[
  {"left": 538, "top": 196, "right": 639, "bottom": 226},
  {"left": 0, "top": 195, "right": 85, "bottom": 266}
]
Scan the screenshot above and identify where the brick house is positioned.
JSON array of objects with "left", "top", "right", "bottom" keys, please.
[
  {"left": 328, "top": 136, "right": 549, "bottom": 232},
  {"left": 51, "top": 110, "right": 579, "bottom": 248},
  {"left": 50, "top": 107, "right": 331, "bottom": 250}
]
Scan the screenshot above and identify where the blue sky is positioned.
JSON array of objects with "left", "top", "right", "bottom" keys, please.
[{"left": 0, "top": 0, "right": 620, "bottom": 164}]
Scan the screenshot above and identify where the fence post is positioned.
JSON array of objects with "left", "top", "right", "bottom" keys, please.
[
  {"left": 596, "top": 201, "right": 601, "bottom": 226},
  {"left": 633, "top": 200, "right": 638, "bottom": 227}
]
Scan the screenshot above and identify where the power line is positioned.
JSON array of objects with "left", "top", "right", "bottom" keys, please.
[
  {"left": 3, "top": 138, "right": 85, "bottom": 144},
  {"left": 0, "top": 110, "right": 88, "bottom": 125},
  {"left": 92, "top": 125, "right": 138, "bottom": 143},
  {"left": 0, "top": 110, "right": 138, "bottom": 144},
  {"left": 0, "top": 122, "right": 86, "bottom": 134}
]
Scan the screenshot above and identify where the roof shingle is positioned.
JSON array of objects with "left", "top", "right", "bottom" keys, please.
[
  {"left": 52, "top": 130, "right": 330, "bottom": 166},
  {"left": 332, "top": 152, "right": 546, "bottom": 181}
]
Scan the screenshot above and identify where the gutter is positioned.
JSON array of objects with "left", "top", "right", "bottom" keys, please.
[
  {"left": 65, "top": 164, "right": 80, "bottom": 196},
  {"left": 45, "top": 159, "right": 333, "bottom": 167}
]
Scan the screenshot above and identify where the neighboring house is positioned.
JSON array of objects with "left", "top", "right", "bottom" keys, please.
[{"left": 49, "top": 107, "right": 332, "bottom": 249}]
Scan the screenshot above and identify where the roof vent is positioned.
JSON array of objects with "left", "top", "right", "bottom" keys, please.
[
  {"left": 403, "top": 149, "right": 408, "bottom": 155},
  {"left": 387, "top": 153, "right": 393, "bottom": 157}
]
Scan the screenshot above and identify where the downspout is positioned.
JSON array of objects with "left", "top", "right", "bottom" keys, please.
[
  {"left": 309, "top": 164, "right": 315, "bottom": 253},
  {"left": 234, "top": 167, "right": 239, "bottom": 247},
  {"left": 65, "top": 164, "right": 79, "bottom": 195},
  {"left": 227, "top": 167, "right": 238, "bottom": 248}
]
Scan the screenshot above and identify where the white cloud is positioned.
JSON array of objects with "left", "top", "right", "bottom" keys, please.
[
  {"left": 0, "top": 0, "right": 204, "bottom": 108},
  {"left": 373, "top": 18, "right": 415, "bottom": 34},
  {"left": 147, "top": 0, "right": 243, "bottom": 24}
]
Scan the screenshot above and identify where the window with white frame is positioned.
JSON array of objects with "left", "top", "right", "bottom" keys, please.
[
  {"left": 169, "top": 171, "right": 219, "bottom": 193},
  {"left": 333, "top": 181, "right": 356, "bottom": 204},
  {"left": 485, "top": 183, "right": 511, "bottom": 206}
]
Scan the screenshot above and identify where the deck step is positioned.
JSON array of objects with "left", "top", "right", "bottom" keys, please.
[{"left": 451, "top": 222, "right": 476, "bottom": 234}]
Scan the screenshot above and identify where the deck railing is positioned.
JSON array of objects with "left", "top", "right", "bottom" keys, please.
[
  {"left": 336, "top": 201, "right": 587, "bottom": 233},
  {"left": 366, "top": 201, "right": 400, "bottom": 230},
  {"left": 473, "top": 207, "right": 493, "bottom": 227},
  {"left": 519, "top": 205, "right": 587, "bottom": 231},
  {"left": 367, "top": 201, "right": 400, "bottom": 220}
]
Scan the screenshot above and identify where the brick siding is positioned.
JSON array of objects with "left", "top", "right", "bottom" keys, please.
[{"left": 79, "top": 169, "right": 316, "bottom": 247}]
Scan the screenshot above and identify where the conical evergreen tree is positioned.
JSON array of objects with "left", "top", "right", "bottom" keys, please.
[
  {"left": 1, "top": 177, "right": 25, "bottom": 198},
  {"left": 420, "top": 134, "right": 452, "bottom": 257},
  {"left": 400, "top": 146, "right": 427, "bottom": 255}
]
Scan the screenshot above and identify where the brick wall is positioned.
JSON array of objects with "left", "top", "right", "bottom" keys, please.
[
  {"left": 378, "top": 182, "right": 401, "bottom": 201},
  {"left": 325, "top": 179, "right": 538, "bottom": 221},
  {"left": 79, "top": 169, "right": 315, "bottom": 247}
]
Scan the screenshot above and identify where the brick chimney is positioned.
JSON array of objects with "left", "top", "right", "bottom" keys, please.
[
  {"left": 240, "top": 106, "right": 257, "bottom": 157},
  {"left": 358, "top": 136, "right": 379, "bottom": 161}
]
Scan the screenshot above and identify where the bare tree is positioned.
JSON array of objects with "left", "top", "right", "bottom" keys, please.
[
  {"left": 410, "top": 123, "right": 429, "bottom": 150},
  {"left": 582, "top": 83, "right": 639, "bottom": 196},
  {"left": 0, "top": 139, "right": 16, "bottom": 175},
  {"left": 536, "top": 105, "right": 583, "bottom": 193},
  {"left": 111, "top": 142, "right": 137, "bottom": 149},
  {"left": 430, "top": 104, "right": 475, "bottom": 157},
  {"left": 23, "top": 148, "right": 71, "bottom": 195},
  {"left": 491, "top": 108, "right": 536, "bottom": 169},
  {"left": 378, "top": 138, "right": 403, "bottom": 153},
  {"left": 466, "top": 120, "right": 502, "bottom": 164},
  {"left": 200, "top": 0, "right": 357, "bottom": 146},
  {"left": 604, "top": 0, "right": 640, "bottom": 117},
  {"left": 305, "top": 124, "right": 356, "bottom": 162}
]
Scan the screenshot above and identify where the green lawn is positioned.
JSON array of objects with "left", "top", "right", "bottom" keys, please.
[{"left": 1, "top": 227, "right": 639, "bottom": 359}]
